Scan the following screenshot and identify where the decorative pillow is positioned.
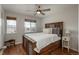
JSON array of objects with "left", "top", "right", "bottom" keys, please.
[
  {"left": 48, "top": 28, "right": 52, "bottom": 34},
  {"left": 43, "top": 28, "right": 52, "bottom": 34},
  {"left": 52, "top": 28, "right": 61, "bottom": 36}
]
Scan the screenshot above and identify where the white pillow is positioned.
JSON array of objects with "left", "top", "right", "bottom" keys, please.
[
  {"left": 49, "top": 28, "right": 52, "bottom": 34},
  {"left": 43, "top": 28, "right": 49, "bottom": 34},
  {"left": 43, "top": 28, "right": 52, "bottom": 34}
]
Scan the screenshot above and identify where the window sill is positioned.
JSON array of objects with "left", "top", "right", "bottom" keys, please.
[{"left": 6, "top": 33, "right": 16, "bottom": 35}]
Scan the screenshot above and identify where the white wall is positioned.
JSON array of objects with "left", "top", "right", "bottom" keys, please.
[
  {"left": 0, "top": 5, "right": 5, "bottom": 49},
  {"left": 78, "top": 5, "right": 79, "bottom": 52},
  {"left": 42, "top": 5, "right": 78, "bottom": 51},
  {"left": 5, "top": 11, "right": 42, "bottom": 44},
  {"left": 36, "top": 19, "right": 43, "bottom": 32}
]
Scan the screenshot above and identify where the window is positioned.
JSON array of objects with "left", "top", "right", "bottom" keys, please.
[
  {"left": 24, "top": 20, "right": 36, "bottom": 33},
  {"left": 7, "top": 20, "right": 16, "bottom": 34},
  {"left": 30, "top": 22, "right": 36, "bottom": 32},
  {"left": 24, "top": 21, "right": 31, "bottom": 32}
]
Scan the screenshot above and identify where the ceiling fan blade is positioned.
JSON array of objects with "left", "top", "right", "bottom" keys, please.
[
  {"left": 41, "top": 12, "right": 45, "bottom": 15},
  {"left": 42, "top": 8, "right": 51, "bottom": 11}
]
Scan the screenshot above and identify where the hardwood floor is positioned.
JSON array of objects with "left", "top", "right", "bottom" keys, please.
[
  {"left": 51, "top": 48, "right": 78, "bottom": 55},
  {"left": 3, "top": 44, "right": 26, "bottom": 55},
  {"left": 3, "top": 44, "right": 78, "bottom": 55}
]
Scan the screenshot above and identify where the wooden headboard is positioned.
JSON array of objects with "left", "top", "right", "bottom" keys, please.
[{"left": 45, "top": 22, "right": 63, "bottom": 38}]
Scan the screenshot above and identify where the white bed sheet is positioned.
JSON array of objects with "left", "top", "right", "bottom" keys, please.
[{"left": 24, "top": 33, "right": 60, "bottom": 53}]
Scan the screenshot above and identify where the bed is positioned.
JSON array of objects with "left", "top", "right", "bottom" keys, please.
[{"left": 23, "top": 22, "right": 63, "bottom": 55}]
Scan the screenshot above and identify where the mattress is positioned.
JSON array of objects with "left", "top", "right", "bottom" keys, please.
[{"left": 24, "top": 32, "right": 60, "bottom": 53}]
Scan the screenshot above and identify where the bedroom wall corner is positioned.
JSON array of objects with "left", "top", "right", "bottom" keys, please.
[
  {"left": 4, "top": 11, "right": 43, "bottom": 44},
  {"left": 42, "top": 4, "right": 78, "bottom": 52}
]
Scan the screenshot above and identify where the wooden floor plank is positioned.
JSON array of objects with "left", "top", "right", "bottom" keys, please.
[{"left": 3, "top": 44, "right": 78, "bottom": 55}]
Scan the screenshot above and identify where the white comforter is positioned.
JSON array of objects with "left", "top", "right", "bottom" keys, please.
[{"left": 24, "top": 33, "right": 60, "bottom": 53}]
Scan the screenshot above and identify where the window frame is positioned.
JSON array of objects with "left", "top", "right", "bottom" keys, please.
[
  {"left": 24, "top": 20, "right": 36, "bottom": 33},
  {"left": 6, "top": 19, "right": 17, "bottom": 34}
]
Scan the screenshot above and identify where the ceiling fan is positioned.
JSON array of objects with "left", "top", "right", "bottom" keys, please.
[{"left": 25, "top": 5, "right": 51, "bottom": 15}]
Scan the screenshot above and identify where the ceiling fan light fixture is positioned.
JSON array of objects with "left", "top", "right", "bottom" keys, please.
[
  {"left": 25, "top": 5, "right": 51, "bottom": 15},
  {"left": 37, "top": 11, "right": 40, "bottom": 14}
]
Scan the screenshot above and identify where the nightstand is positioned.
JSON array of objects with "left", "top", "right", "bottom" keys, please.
[{"left": 62, "top": 36, "right": 70, "bottom": 52}]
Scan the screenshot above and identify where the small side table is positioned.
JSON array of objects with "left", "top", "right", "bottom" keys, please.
[
  {"left": 5, "top": 39, "right": 15, "bottom": 48},
  {"left": 62, "top": 36, "right": 70, "bottom": 52}
]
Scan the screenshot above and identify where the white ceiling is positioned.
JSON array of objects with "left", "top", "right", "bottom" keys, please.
[{"left": 2, "top": 4, "right": 74, "bottom": 18}]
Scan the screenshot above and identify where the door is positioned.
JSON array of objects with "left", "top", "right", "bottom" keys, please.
[
  {"left": 0, "top": 5, "right": 4, "bottom": 49},
  {"left": 0, "top": 5, "right": 2, "bottom": 49}
]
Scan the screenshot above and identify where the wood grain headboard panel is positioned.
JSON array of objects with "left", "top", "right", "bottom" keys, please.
[{"left": 45, "top": 22, "right": 63, "bottom": 38}]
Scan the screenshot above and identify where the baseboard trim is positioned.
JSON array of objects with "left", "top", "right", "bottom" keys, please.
[
  {"left": 0, "top": 49, "right": 4, "bottom": 55},
  {"left": 0, "top": 46, "right": 7, "bottom": 55},
  {"left": 70, "top": 48, "right": 78, "bottom": 52}
]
